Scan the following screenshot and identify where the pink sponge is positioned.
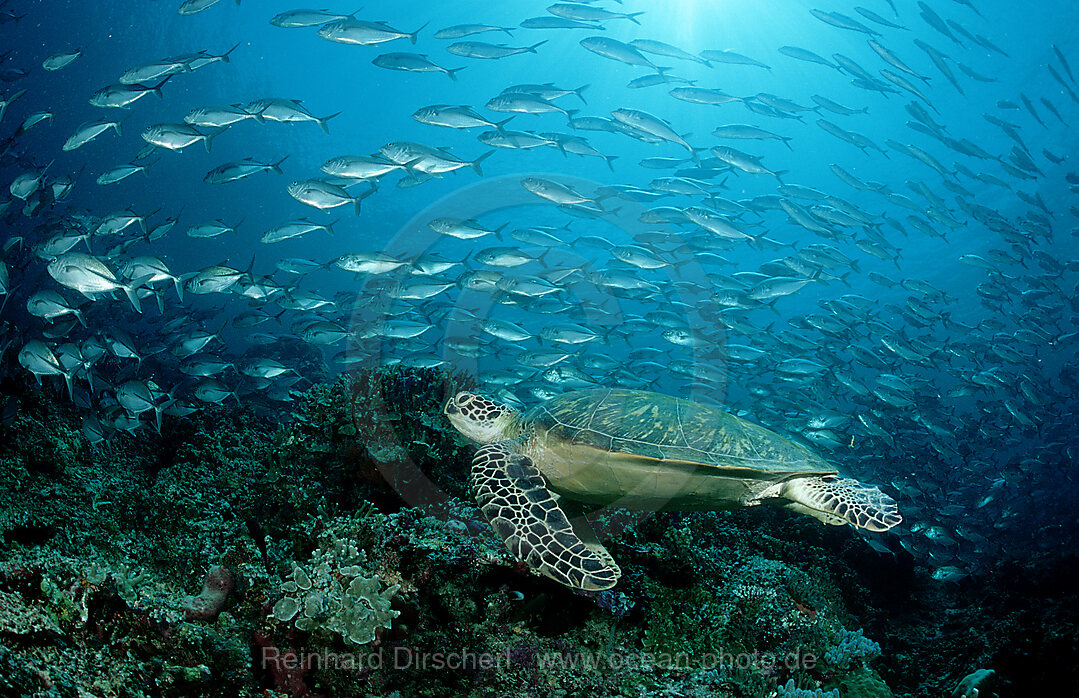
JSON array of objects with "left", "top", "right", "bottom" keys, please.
[{"left": 182, "top": 565, "right": 235, "bottom": 621}]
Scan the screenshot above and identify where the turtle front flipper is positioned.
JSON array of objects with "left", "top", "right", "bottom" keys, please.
[
  {"left": 779, "top": 476, "right": 902, "bottom": 532},
  {"left": 471, "top": 442, "right": 621, "bottom": 591}
]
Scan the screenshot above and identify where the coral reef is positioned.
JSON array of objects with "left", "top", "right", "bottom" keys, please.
[
  {"left": 823, "top": 628, "right": 881, "bottom": 671},
  {"left": 776, "top": 679, "right": 840, "bottom": 698},
  {"left": 0, "top": 366, "right": 1073, "bottom": 696}
]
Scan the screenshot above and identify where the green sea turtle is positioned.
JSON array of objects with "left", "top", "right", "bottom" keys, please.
[{"left": 445, "top": 388, "right": 901, "bottom": 591}]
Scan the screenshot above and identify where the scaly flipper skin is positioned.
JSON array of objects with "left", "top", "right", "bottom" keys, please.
[
  {"left": 471, "top": 441, "right": 620, "bottom": 591},
  {"left": 781, "top": 476, "right": 902, "bottom": 532}
]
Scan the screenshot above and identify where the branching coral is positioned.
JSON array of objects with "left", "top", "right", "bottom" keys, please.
[
  {"left": 777, "top": 678, "right": 841, "bottom": 698},
  {"left": 824, "top": 628, "right": 882, "bottom": 670}
]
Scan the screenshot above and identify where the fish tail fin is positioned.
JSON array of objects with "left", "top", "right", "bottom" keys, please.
[
  {"left": 326, "top": 218, "right": 339, "bottom": 236},
  {"left": 573, "top": 84, "right": 589, "bottom": 105},
  {"left": 605, "top": 155, "right": 618, "bottom": 172},
  {"left": 241, "top": 253, "right": 257, "bottom": 279},
  {"left": 152, "top": 400, "right": 172, "bottom": 435},
  {"left": 410, "top": 21, "right": 430, "bottom": 44},
  {"left": 564, "top": 108, "right": 580, "bottom": 121},
  {"left": 221, "top": 42, "right": 241, "bottom": 62},
  {"left": 271, "top": 155, "right": 289, "bottom": 174},
  {"left": 494, "top": 115, "right": 515, "bottom": 131},
  {"left": 774, "top": 169, "right": 790, "bottom": 185},
  {"left": 204, "top": 126, "right": 226, "bottom": 153},
  {"left": 351, "top": 184, "right": 376, "bottom": 215},
  {"left": 782, "top": 137, "right": 793, "bottom": 151},
  {"left": 318, "top": 111, "right": 342, "bottom": 135},
  {"left": 121, "top": 283, "right": 143, "bottom": 314},
  {"left": 470, "top": 149, "right": 495, "bottom": 176},
  {"left": 627, "top": 11, "right": 645, "bottom": 24},
  {"left": 446, "top": 66, "right": 466, "bottom": 81},
  {"left": 151, "top": 75, "right": 171, "bottom": 98},
  {"left": 527, "top": 40, "right": 548, "bottom": 53},
  {"left": 172, "top": 275, "right": 188, "bottom": 303}
]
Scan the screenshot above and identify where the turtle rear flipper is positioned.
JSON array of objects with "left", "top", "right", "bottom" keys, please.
[
  {"left": 472, "top": 442, "right": 621, "bottom": 591},
  {"left": 780, "top": 476, "right": 902, "bottom": 532}
]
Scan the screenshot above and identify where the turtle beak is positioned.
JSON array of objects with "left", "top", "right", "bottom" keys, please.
[{"left": 444, "top": 398, "right": 459, "bottom": 416}]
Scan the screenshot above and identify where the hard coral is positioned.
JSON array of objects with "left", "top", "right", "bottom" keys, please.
[{"left": 182, "top": 565, "right": 235, "bottom": 621}]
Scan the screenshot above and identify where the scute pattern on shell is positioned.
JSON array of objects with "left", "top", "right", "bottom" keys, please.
[{"left": 528, "top": 388, "right": 835, "bottom": 475}]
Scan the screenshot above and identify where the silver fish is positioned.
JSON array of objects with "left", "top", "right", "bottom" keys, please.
[
  {"left": 63, "top": 117, "right": 124, "bottom": 151},
  {"left": 446, "top": 41, "right": 546, "bottom": 59},
  {"left": 287, "top": 179, "right": 374, "bottom": 214},
  {"left": 90, "top": 79, "right": 169, "bottom": 108},
  {"left": 321, "top": 154, "right": 413, "bottom": 179},
  {"left": 185, "top": 105, "right": 262, "bottom": 128},
  {"left": 141, "top": 123, "right": 221, "bottom": 152},
  {"left": 611, "top": 108, "right": 695, "bottom": 157},
  {"left": 434, "top": 24, "right": 515, "bottom": 39},
  {"left": 317, "top": 18, "right": 424, "bottom": 46},
  {"left": 412, "top": 105, "right": 513, "bottom": 130},
  {"left": 246, "top": 98, "right": 340, "bottom": 133},
  {"left": 204, "top": 157, "right": 287, "bottom": 184},
  {"left": 47, "top": 252, "right": 144, "bottom": 312},
  {"left": 580, "top": 37, "right": 662, "bottom": 70},
  {"left": 270, "top": 8, "right": 356, "bottom": 28},
  {"left": 371, "top": 52, "right": 465, "bottom": 80},
  {"left": 261, "top": 219, "right": 336, "bottom": 244},
  {"left": 178, "top": 0, "right": 238, "bottom": 16}
]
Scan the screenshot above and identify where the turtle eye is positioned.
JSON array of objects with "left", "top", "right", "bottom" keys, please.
[{"left": 455, "top": 391, "right": 473, "bottom": 406}]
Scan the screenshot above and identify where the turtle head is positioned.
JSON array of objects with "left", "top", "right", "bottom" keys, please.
[{"left": 444, "top": 391, "right": 521, "bottom": 444}]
